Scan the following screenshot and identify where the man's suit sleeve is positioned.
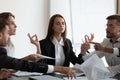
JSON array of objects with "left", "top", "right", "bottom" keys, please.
[{"left": 0, "top": 47, "right": 48, "bottom": 73}]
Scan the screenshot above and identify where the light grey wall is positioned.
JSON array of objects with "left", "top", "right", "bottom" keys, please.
[{"left": 0, "top": 0, "right": 50, "bottom": 58}]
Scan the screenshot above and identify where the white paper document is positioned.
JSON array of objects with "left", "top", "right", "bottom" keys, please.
[
  {"left": 29, "top": 75, "right": 63, "bottom": 80},
  {"left": 80, "top": 54, "right": 114, "bottom": 80},
  {"left": 37, "top": 54, "right": 55, "bottom": 59},
  {"left": 14, "top": 71, "right": 42, "bottom": 77},
  {"left": 101, "top": 56, "right": 109, "bottom": 67}
]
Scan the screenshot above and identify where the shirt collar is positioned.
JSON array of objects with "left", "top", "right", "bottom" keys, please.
[
  {"left": 52, "top": 37, "right": 64, "bottom": 46},
  {"left": 117, "top": 38, "right": 120, "bottom": 42},
  {"left": 110, "top": 38, "right": 120, "bottom": 43}
]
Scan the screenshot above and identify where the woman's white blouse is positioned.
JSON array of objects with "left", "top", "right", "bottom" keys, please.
[{"left": 52, "top": 37, "right": 65, "bottom": 66}]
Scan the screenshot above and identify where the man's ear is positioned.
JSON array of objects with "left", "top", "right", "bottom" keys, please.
[
  {"left": 0, "top": 33, "right": 2, "bottom": 39},
  {"left": 117, "top": 31, "right": 120, "bottom": 35}
]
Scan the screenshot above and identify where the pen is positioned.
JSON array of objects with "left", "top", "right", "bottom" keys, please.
[{"left": 87, "top": 51, "right": 90, "bottom": 53}]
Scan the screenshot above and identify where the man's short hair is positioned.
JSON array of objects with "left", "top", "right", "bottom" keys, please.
[
  {"left": 0, "top": 17, "right": 8, "bottom": 32},
  {"left": 107, "top": 14, "right": 120, "bottom": 25}
]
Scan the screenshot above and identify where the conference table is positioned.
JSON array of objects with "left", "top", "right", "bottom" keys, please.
[
  {"left": 8, "top": 76, "right": 88, "bottom": 80},
  {"left": 7, "top": 73, "right": 88, "bottom": 80},
  {"left": 6, "top": 72, "right": 120, "bottom": 80}
]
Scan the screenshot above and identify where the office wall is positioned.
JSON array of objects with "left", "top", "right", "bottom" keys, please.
[
  {"left": 49, "top": 0, "right": 72, "bottom": 40},
  {"left": 0, "top": 0, "right": 49, "bottom": 58},
  {"left": 71, "top": 0, "right": 116, "bottom": 44}
]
